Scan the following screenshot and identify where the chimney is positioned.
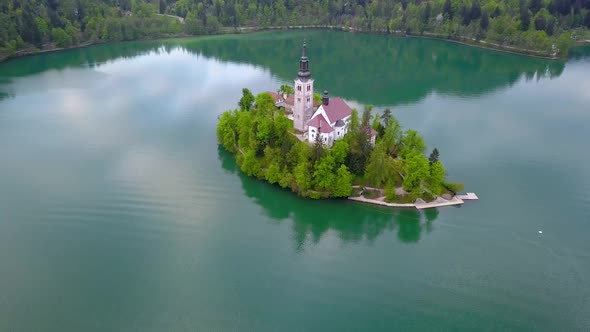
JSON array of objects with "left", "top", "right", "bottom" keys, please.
[{"left": 322, "top": 90, "right": 329, "bottom": 106}]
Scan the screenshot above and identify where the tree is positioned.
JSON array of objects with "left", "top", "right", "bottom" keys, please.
[
  {"left": 51, "top": 28, "right": 72, "bottom": 47},
  {"left": 520, "top": 0, "right": 531, "bottom": 30},
  {"left": 471, "top": 1, "right": 482, "bottom": 20},
  {"left": 365, "top": 143, "right": 396, "bottom": 187},
  {"left": 238, "top": 88, "right": 255, "bottom": 111},
  {"left": 427, "top": 160, "right": 446, "bottom": 195},
  {"left": 240, "top": 149, "right": 261, "bottom": 178},
  {"left": 382, "top": 117, "right": 403, "bottom": 156},
  {"left": 279, "top": 84, "right": 293, "bottom": 96},
  {"left": 254, "top": 92, "right": 275, "bottom": 115},
  {"left": 217, "top": 110, "right": 237, "bottom": 152},
  {"left": 480, "top": 13, "right": 490, "bottom": 30},
  {"left": 443, "top": 0, "right": 453, "bottom": 19},
  {"left": 349, "top": 108, "right": 360, "bottom": 134},
  {"left": 312, "top": 130, "right": 325, "bottom": 164},
  {"left": 313, "top": 93, "right": 322, "bottom": 104},
  {"left": 313, "top": 155, "right": 336, "bottom": 191},
  {"left": 428, "top": 148, "right": 439, "bottom": 165},
  {"left": 403, "top": 151, "right": 430, "bottom": 193},
  {"left": 585, "top": 10, "right": 590, "bottom": 28},
  {"left": 332, "top": 139, "right": 349, "bottom": 164},
  {"left": 334, "top": 165, "right": 353, "bottom": 197},
  {"left": 399, "top": 130, "right": 426, "bottom": 159},
  {"left": 361, "top": 105, "right": 373, "bottom": 127},
  {"left": 381, "top": 108, "right": 392, "bottom": 124},
  {"left": 294, "top": 161, "right": 312, "bottom": 193},
  {"left": 266, "top": 161, "right": 282, "bottom": 184},
  {"left": 384, "top": 181, "right": 397, "bottom": 202},
  {"left": 534, "top": 14, "right": 547, "bottom": 31},
  {"left": 529, "top": 0, "right": 543, "bottom": 14}
]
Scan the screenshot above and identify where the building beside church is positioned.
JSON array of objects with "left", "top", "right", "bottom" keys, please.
[{"left": 270, "top": 41, "right": 375, "bottom": 147}]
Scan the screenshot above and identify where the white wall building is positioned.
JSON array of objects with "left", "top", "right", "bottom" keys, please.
[{"left": 307, "top": 91, "right": 352, "bottom": 147}]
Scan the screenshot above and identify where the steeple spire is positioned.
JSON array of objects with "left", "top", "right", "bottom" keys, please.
[
  {"left": 298, "top": 39, "right": 311, "bottom": 80},
  {"left": 302, "top": 39, "right": 307, "bottom": 57}
]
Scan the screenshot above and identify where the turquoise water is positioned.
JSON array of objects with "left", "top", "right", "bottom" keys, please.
[{"left": 1, "top": 31, "right": 589, "bottom": 331}]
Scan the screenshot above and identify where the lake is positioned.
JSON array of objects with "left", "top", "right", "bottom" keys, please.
[{"left": 1, "top": 30, "right": 589, "bottom": 331}]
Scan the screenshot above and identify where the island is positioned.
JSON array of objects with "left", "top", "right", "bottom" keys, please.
[{"left": 217, "top": 41, "right": 476, "bottom": 209}]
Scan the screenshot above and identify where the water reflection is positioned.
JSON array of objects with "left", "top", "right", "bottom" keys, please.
[
  {"left": 218, "top": 146, "right": 437, "bottom": 248},
  {"left": 1, "top": 31, "right": 580, "bottom": 107}
]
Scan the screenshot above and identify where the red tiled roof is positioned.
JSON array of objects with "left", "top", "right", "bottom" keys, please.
[
  {"left": 285, "top": 95, "right": 294, "bottom": 106},
  {"left": 321, "top": 98, "right": 352, "bottom": 123},
  {"left": 267, "top": 91, "right": 282, "bottom": 102},
  {"left": 307, "top": 114, "right": 334, "bottom": 133}
]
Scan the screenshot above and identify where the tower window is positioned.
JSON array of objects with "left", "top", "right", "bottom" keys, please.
[
  {"left": 307, "top": 86, "right": 310, "bottom": 91},
  {"left": 297, "top": 86, "right": 301, "bottom": 91},
  {"left": 307, "top": 98, "right": 310, "bottom": 102},
  {"left": 297, "top": 98, "right": 301, "bottom": 102}
]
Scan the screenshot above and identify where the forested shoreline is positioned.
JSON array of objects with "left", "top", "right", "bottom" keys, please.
[
  {"left": 217, "top": 89, "right": 463, "bottom": 203},
  {"left": 1, "top": 0, "right": 590, "bottom": 61}
]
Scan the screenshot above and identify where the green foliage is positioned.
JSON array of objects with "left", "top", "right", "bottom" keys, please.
[
  {"left": 334, "top": 165, "right": 353, "bottom": 197},
  {"left": 313, "top": 93, "right": 322, "bottom": 104},
  {"left": 400, "top": 130, "right": 426, "bottom": 159},
  {"left": 239, "top": 88, "right": 255, "bottom": 111},
  {"left": 313, "top": 154, "right": 336, "bottom": 191},
  {"left": 427, "top": 161, "right": 446, "bottom": 195},
  {"left": 403, "top": 151, "right": 430, "bottom": 193},
  {"left": 279, "top": 84, "right": 293, "bottom": 96},
  {"left": 384, "top": 181, "right": 397, "bottom": 202},
  {"left": 365, "top": 142, "right": 397, "bottom": 187},
  {"left": 51, "top": 28, "right": 72, "bottom": 48},
  {"left": 218, "top": 89, "right": 454, "bottom": 201},
  {"left": 332, "top": 140, "right": 349, "bottom": 164},
  {"left": 445, "top": 182, "right": 465, "bottom": 193},
  {"left": 429, "top": 148, "right": 440, "bottom": 165}
]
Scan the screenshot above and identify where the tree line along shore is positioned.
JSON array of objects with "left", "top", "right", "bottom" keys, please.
[
  {"left": 2, "top": 0, "right": 590, "bottom": 62},
  {"left": 217, "top": 89, "right": 464, "bottom": 203}
]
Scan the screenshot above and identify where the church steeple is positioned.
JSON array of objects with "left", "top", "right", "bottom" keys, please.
[{"left": 298, "top": 40, "right": 311, "bottom": 80}]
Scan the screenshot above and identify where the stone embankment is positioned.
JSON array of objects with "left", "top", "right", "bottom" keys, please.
[{"left": 348, "top": 192, "right": 478, "bottom": 210}]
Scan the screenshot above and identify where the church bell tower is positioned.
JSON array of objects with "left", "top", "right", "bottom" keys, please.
[{"left": 293, "top": 40, "right": 314, "bottom": 132}]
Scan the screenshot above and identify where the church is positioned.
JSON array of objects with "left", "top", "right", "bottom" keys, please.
[{"left": 270, "top": 41, "right": 372, "bottom": 147}]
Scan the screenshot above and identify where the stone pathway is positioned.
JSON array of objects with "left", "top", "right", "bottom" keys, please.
[{"left": 349, "top": 193, "right": 478, "bottom": 210}]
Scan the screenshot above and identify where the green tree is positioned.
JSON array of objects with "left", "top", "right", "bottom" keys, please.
[
  {"left": 399, "top": 130, "right": 426, "bottom": 159},
  {"left": 279, "top": 84, "right": 293, "bottom": 96},
  {"left": 428, "top": 148, "right": 439, "bottom": 165},
  {"left": 51, "top": 28, "right": 72, "bottom": 47},
  {"left": 427, "top": 160, "right": 446, "bottom": 195},
  {"left": 332, "top": 139, "right": 349, "bottom": 164},
  {"left": 384, "top": 181, "right": 397, "bottom": 202},
  {"left": 238, "top": 88, "right": 255, "bottom": 111},
  {"left": 313, "top": 154, "right": 336, "bottom": 191},
  {"left": 381, "top": 108, "right": 392, "bottom": 124},
  {"left": 334, "top": 165, "right": 353, "bottom": 197},
  {"left": 265, "top": 161, "right": 282, "bottom": 184},
  {"left": 294, "top": 161, "right": 312, "bottom": 193},
  {"left": 403, "top": 151, "right": 430, "bottom": 193},
  {"left": 364, "top": 143, "right": 397, "bottom": 187}
]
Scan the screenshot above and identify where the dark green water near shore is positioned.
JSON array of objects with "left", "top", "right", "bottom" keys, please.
[{"left": 1, "top": 31, "right": 589, "bottom": 331}]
